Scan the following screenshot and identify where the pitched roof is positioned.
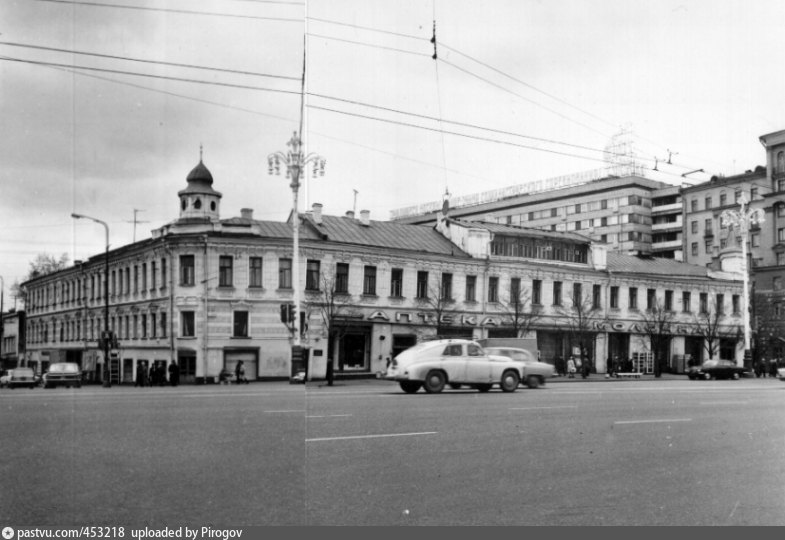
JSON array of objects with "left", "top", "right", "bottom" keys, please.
[
  {"left": 606, "top": 252, "right": 715, "bottom": 278},
  {"left": 303, "top": 214, "right": 468, "bottom": 256},
  {"left": 452, "top": 219, "right": 593, "bottom": 243}
]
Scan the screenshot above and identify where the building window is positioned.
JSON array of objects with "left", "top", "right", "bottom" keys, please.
[
  {"left": 732, "top": 294, "right": 740, "bottom": 315},
  {"left": 575, "top": 203, "right": 581, "bottom": 214},
  {"left": 219, "top": 256, "right": 234, "bottom": 287},
  {"left": 336, "top": 263, "right": 350, "bottom": 294},
  {"left": 141, "top": 314, "right": 147, "bottom": 338},
  {"left": 465, "top": 275, "right": 477, "bottom": 302},
  {"left": 592, "top": 284, "right": 601, "bottom": 309},
  {"left": 691, "top": 221, "right": 698, "bottom": 234},
  {"left": 441, "top": 273, "right": 453, "bottom": 301},
  {"left": 699, "top": 293, "right": 708, "bottom": 314},
  {"left": 416, "top": 271, "right": 429, "bottom": 299},
  {"left": 705, "top": 196, "right": 712, "bottom": 210},
  {"left": 233, "top": 311, "right": 249, "bottom": 338},
  {"left": 279, "top": 258, "right": 292, "bottom": 289},
  {"left": 151, "top": 261, "right": 157, "bottom": 290},
  {"left": 691, "top": 243, "right": 698, "bottom": 256},
  {"left": 390, "top": 268, "right": 403, "bottom": 298},
  {"left": 664, "top": 290, "right": 673, "bottom": 311},
  {"left": 629, "top": 287, "right": 638, "bottom": 310},
  {"left": 751, "top": 234, "right": 760, "bottom": 248},
  {"left": 134, "top": 265, "right": 139, "bottom": 293},
  {"left": 249, "top": 257, "right": 263, "bottom": 288},
  {"left": 691, "top": 199, "right": 698, "bottom": 212},
  {"left": 180, "top": 255, "right": 195, "bottom": 286},
  {"left": 161, "top": 258, "right": 167, "bottom": 288},
  {"left": 533, "top": 279, "right": 542, "bottom": 305},
  {"left": 647, "top": 288, "right": 656, "bottom": 311},
  {"left": 572, "top": 283, "right": 582, "bottom": 307},
  {"left": 510, "top": 277, "right": 520, "bottom": 303},
  {"left": 488, "top": 277, "right": 499, "bottom": 303},
  {"left": 553, "top": 281, "right": 562, "bottom": 306},
  {"left": 305, "top": 260, "right": 320, "bottom": 291},
  {"left": 719, "top": 193, "right": 727, "bottom": 206},
  {"left": 161, "top": 312, "right": 167, "bottom": 338},
  {"left": 778, "top": 228, "right": 785, "bottom": 242},
  {"left": 181, "top": 311, "right": 195, "bottom": 337},
  {"left": 151, "top": 313, "right": 157, "bottom": 338},
  {"left": 705, "top": 239, "right": 713, "bottom": 254},
  {"left": 363, "top": 265, "right": 377, "bottom": 295},
  {"left": 682, "top": 291, "right": 691, "bottom": 313},
  {"left": 142, "top": 263, "right": 147, "bottom": 291},
  {"left": 716, "top": 294, "right": 724, "bottom": 315},
  {"left": 704, "top": 218, "right": 712, "bottom": 234},
  {"left": 610, "top": 286, "right": 619, "bottom": 309}
]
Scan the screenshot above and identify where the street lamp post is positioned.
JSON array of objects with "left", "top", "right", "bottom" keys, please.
[
  {"left": 720, "top": 194, "right": 765, "bottom": 366},
  {"left": 268, "top": 132, "right": 325, "bottom": 376},
  {"left": 71, "top": 213, "right": 111, "bottom": 387}
]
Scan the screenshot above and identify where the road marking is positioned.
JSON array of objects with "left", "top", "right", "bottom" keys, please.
[
  {"left": 729, "top": 500, "right": 740, "bottom": 519},
  {"left": 613, "top": 418, "right": 692, "bottom": 425},
  {"left": 264, "top": 410, "right": 305, "bottom": 413},
  {"left": 699, "top": 400, "right": 749, "bottom": 405},
  {"left": 509, "top": 406, "right": 578, "bottom": 410},
  {"left": 306, "top": 414, "right": 353, "bottom": 418},
  {"left": 306, "top": 431, "right": 437, "bottom": 443}
]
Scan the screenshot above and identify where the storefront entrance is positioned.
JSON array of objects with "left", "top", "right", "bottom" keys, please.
[
  {"left": 178, "top": 351, "right": 197, "bottom": 384},
  {"left": 339, "top": 331, "right": 370, "bottom": 372}
]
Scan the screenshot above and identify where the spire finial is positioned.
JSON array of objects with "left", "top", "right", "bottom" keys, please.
[{"left": 199, "top": 143, "right": 203, "bottom": 162}]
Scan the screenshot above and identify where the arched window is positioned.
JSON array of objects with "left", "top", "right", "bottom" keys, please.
[
  {"left": 194, "top": 198, "right": 202, "bottom": 209},
  {"left": 777, "top": 151, "right": 785, "bottom": 173}
]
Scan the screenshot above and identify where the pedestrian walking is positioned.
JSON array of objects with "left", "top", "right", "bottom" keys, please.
[
  {"left": 555, "top": 356, "right": 565, "bottom": 377},
  {"left": 581, "top": 357, "right": 590, "bottom": 379},
  {"left": 135, "top": 362, "right": 148, "bottom": 387},
  {"left": 760, "top": 358, "right": 768, "bottom": 378},
  {"left": 567, "top": 356, "right": 576, "bottom": 378},
  {"left": 168, "top": 361, "right": 180, "bottom": 387},
  {"left": 235, "top": 360, "right": 248, "bottom": 384}
]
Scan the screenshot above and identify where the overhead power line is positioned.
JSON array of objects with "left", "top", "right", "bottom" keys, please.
[
  {"left": 307, "top": 16, "right": 427, "bottom": 41},
  {"left": 0, "top": 41, "right": 301, "bottom": 81},
  {"left": 33, "top": 0, "right": 303, "bottom": 22},
  {"left": 0, "top": 55, "right": 302, "bottom": 95},
  {"left": 306, "top": 33, "right": 427, "bottom": 57}
]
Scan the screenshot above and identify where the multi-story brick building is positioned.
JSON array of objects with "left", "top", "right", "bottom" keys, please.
[{"left": 21, "top": 158, "right": 745, "bottom": 383}]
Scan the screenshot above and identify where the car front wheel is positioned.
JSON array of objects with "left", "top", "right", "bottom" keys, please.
[
  {"left": 500, "top": 370, "right": 519, "bottom": 393},
  {"left": 703, "top": 372, "right": 711, "bottom": 380},
  {"left": 400, "top": 381, "right": 422, "bottom": 394},
  {"left": 423, "top": 371, "right": 446, "bottom": 394}
]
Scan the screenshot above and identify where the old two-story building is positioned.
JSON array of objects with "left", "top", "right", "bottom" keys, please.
[{"left": 21, "top": 158, "right": 746, "bottom": 383}]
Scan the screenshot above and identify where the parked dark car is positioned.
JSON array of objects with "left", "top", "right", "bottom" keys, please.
[
  {"left": 687, "top": 360, "right": 749, "bottom": 380},
  {"left": 0, "top": 368, "right": 38, "bottom": 389},
  {"left": 42, "top": 363, "right": 82, "bottom": 388}
]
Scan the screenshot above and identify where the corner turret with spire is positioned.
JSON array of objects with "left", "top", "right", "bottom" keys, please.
[{"left": 177, "top": 145, "right": 222, "bottom": 222}]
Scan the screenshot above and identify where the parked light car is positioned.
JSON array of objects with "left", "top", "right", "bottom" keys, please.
[
  {"left": 42, "top": 363, "right": 82, "bottom": 388},
  {"left": 687, "top": 360, "right": 750, "bottom": 380},
  {"left": 0, "top": 367, "right": 38, "bottom": 389},
  {"left": 383, "top": 339, "right": 525, "bottom": 394},
  {"left": 483, "top": 347, "right": 554, "bottom": 388},
  {"left": 778, "top": 367, "right": 785, "bottom": 381}
]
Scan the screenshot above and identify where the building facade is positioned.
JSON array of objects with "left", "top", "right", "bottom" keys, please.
[
  {"left": 1, "top": 310, "right": 26, "bottom": 370},
  {"left": 21, "top": 159, "right": 745, "bottom": 383}
]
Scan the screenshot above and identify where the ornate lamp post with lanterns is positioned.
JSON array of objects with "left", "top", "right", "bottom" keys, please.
[
  {"left": 720, "top": 194, "right": 764, "bottom": 365},
  {"left": 268, "top": 132, "right": 325, "bottom": 379}
]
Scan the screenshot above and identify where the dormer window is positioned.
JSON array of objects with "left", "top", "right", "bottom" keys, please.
[
  {"left": 211, "top": 201, "right": 216, "bottom": 211},
  {"left": 194, "top": 198, "right": 202, "bottom": 209}
]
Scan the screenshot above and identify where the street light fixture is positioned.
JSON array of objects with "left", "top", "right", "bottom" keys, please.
[
  {"left": 720, "top": 194, "right": 765, "bottom": 366},
  {"left": 268, "top": 132, "right": 325, "bottom": 378},
  {"left": 71, "top": 213, "right": 112, "bottom": 387}
]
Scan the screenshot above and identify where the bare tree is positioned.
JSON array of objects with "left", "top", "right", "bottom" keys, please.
[
  {"left": 414, "top": 273, "right": 454, "bottom": 338},
  {"left": 498, "top": 282, "right": 542, "bottom": 337},
  {"left": 12, "top": 252, "right": 70, "bottom": 306},
  {"left": 638, "top": 299, "right": 675, "bottom": 377},
  {"left": 692, "top": 299, "right": 739, "bottom": 361},
  {"left": 306, "top": 270, "right": 356, "bottom": 379},
  {"left": 752, "top": 290, "right": 781, "bottom": 361},
  {"left": 556, "top": 287, "right": 603, "bottom": 371}
]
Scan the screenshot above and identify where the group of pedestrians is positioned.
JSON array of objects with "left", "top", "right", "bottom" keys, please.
[
  {"left": 754, "top": 357, "right": 781, "bottom": 378},
  {"left": 134, "top": 361, "right": 180, "bottom": 387},
  {"left": 555, "top": 355, "right": 591, "bottom": 378}
]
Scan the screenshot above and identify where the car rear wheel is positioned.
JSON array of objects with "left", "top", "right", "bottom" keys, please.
[
  {"left": 732, "top": 372, "right": 740, "bottom": 380},
  {"left": 400, "top": 381, "right": 422, "bottom": 394},
  {"left": 475, "top": 384, "right": 491, "bottom": 393},
  {"left": 500, "top": 370, "right": 519, "bottom": 392},
  {"left": 703, "top": 372, "right": 711, "bottom": 380},
  {"left": 526, "top": 376, "right": 541, "bottom": 389},
  {"left": 423, "top": 371, "right": 446, "bottom": 394}
]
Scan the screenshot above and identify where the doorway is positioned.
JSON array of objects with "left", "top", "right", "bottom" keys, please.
[{"left": 339, "top": 332, "right": 369, "bottom": 372}]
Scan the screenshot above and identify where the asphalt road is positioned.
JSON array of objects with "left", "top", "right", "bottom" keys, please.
[{"left": 2, "top": 377, "right": 784, "bottom": 526}]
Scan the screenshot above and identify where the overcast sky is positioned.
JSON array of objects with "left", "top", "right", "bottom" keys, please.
[{"left": 1, "top": 0, "right": 784, "bottom": 302}]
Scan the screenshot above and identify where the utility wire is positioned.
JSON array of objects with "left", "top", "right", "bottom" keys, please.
[
  {"left": 306, "top": 33, "right": 427, "bottom": 57},
  {"left": 33, "top": 0, "right": 303, "bottom": 22},
  {"left": 0, "top": 41, "right": 301, "bottom": 81},
  {"left": 0, "top": 56, "right": 302, "bottom": 96},
  {"left": 307, "top": 16, "right": 427, "bottom": 41}
]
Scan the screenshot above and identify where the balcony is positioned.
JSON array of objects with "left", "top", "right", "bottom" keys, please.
[
  {"left": 652, "top": 239, "right": 683, "bottom": 250},
  {"left": 651, "top": 202, "right": 682, "bottom": 214},
  {"left": 652, "top": 218, "right": 682, "bottom": 231}
]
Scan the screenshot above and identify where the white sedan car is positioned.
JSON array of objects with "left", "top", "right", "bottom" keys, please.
[
  {"left": 384, "top": 339, "right": 525, "bottom": 394},
  {"left": 778, "top": 367, "right": 785, "bottom": 381}
]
